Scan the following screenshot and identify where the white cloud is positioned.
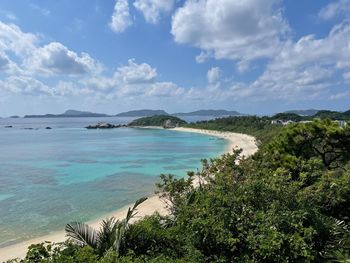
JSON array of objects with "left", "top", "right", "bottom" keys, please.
[
  {"left": 249, "top": 66, "right": 333, "bottom": 101},
  {"left": 181, "top": 21, "right": 350, "bottom": 104},
  {"left": 0, "top": 77, "right": 93, "bottom": 97},
  {"left": 0, "top": 20, "right": 185, "bottom": 102},
  {"left": 0, "top": 52, "right": 20, "bottom": 74},
  {"left": 195, "top": 51, "right": 211, "bottom": 63},
  {"left": 110, "top": 0, "right": 133, "bottom": 33},
  {"left": 343, "top": 71, "right": 350, "bottom": 81},
  {"left": 115, "top": 58, "right": 157, "bottom": 83},
  {"left": 330, "top": 91, "right": 350, "bottom": 100},
  {"left": 24, "top": 42, "right": 102, "bottom": 76},
  {"left": 53, "top": 81, "right": 93, "bottom": 96},
  {"left": 319, "top": 0, "right": 350, "bottom": 20},
  {"left": 0, "top": 21, "right": 37, "bottom": 56},
  {"left": 146, "top": 82, "right": 184, "bottom": 97},
  {"left": 112, "top": 60, "right": 183, "bottom": 98},
  {"left": 217, "top": 21, "right": 350, "bottom": 101},
  {"left": 207, "top": 67, "right": 220, "bottom": 84},
  {"left": 0, "top": 21, "right": 100, "bottom": 76},
  {"left": 0, "top": 52, "right": 10, "bottom": 70},
  {"left": 171, "top": 0, "right": 289, "bottom": 66},
  {"left": 0, "top": 76, "right": 50, "bottom": 95},
  {"left": 83, "top": 59, "right": 183, "bottom": 99},
  {"left": 133, "top": 0, "right": 175, "bottom": 24},
  {"left": 267, "top": 22, "right": 350, "bottom": 72}
]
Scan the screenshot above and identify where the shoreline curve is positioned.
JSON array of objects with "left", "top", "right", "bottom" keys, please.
[{"left": 0, "top": 127, "right": 258, "bottom": 261}]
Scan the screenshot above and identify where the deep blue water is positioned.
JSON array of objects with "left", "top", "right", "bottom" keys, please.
[{"left": 0, "top": 117, "right": 226, "bottom": 247}]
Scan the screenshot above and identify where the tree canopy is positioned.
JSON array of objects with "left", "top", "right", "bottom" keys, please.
[{"left": 128, "top": 115, "right": 187, "bottom": 127}]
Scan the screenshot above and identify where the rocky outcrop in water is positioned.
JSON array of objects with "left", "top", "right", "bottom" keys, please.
[
  {"left": 85, "top": 123, "right": 126, "bottom": 129},
  {"left": 163, "top": 119, "right": 177, "bottom": 129}
]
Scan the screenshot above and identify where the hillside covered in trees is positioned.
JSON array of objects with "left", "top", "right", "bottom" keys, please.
[
  {"left": 272, "top": 110, "right": 350, "bottom": 121},
  {"left": 128, "top": 115, "right": 187, "bottom": 127},
  {"left": 6, "top": 120, "right": 350, "bottom": 263}
]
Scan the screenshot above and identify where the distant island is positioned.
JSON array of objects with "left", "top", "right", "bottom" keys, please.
[
  {"left": 173, "top": 109, "right": 243, "bottom": 117},
  {"left": 24, "top": 110, "right": 110, "bottom": 118},
  {"left": 22, "top": 109, "right": 244, "bottom": 118},
  {"left": 116, "top": 109, "right": 168, "bottom": 117},
  {"left": 17, "top": 108, "right": 350, "bottom": 120}
]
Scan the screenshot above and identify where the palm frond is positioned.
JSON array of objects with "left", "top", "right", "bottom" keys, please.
[
  {"left": 133, "top": 196, "right": 148, "bottom": 210},
  {"left": 65, "top": 222, "right": 98, "bottom": 249},
  {"left": 97, "top": 217, "right": 119, "bottom": 254},
  {"left": 113, "top": 197, "right": 148, "bottom": 256},
  {"left": 126, "top": 197, "right": 148, "bottom": 222}
]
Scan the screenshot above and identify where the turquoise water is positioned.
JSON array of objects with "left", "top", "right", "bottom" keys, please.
[{"left": 0, "top": 119, "right": 226, "bottom": 247}]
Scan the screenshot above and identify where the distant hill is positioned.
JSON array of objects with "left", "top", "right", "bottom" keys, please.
[
  {"left": 174, "top": 110, "right": 242, "bottom": 117},
  {"left": 128, "top": 115, "right": 187, "bottom": 127},
  {"left": 313, "top": 110, "right": 350, "bottom": 120},
  {"left": 283, "top": 109, "right": 319, "bottom": 116},
  {"left": 24, "top": 110, "right": 110, "bottom": 118},
  {"left": 343, "top": 109, "right": 350, "bottom": 117},
  {"left": 116, "top": 109, "right": 168, "bottom": 117},
  {"left": 274, "top": 109, "right": 350, "bottom": 121},
  {"left": 271, "top": 113, "right": 304, "bottom": 122}
]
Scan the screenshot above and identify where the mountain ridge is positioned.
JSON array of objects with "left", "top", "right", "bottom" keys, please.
[
  {"left": 115, "top": 109, "right": 168, "bottom": 117},
  {"left": 173, "top": 109, "right": 243, "bottom": 117},
  {"left": 24, "top": 110, "right": 110, "bottom": 118}
]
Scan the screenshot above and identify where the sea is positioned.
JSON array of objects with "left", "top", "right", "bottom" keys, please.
[{"left": 0, "top": 116, "right": 227, "bottom": 247}]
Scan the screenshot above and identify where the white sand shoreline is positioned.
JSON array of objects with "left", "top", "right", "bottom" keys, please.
[{"left": 0, "top": 127, "right": 258, "bottom": 261}]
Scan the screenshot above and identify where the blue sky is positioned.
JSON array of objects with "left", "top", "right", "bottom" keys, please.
[{"left": 0, "top": 0, "right": 349, "bottom": 116}]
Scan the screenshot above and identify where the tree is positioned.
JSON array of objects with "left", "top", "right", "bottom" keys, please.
[
  {"left": 65, "top": 197, "right": 147, "bottom": 258},
  {"left": 264, "top": 120, "right": 350, "bottom": 176}
]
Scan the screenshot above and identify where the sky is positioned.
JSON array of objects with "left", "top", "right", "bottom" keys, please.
[{"left": 0, "top": 0, "right": 349, "bottom": 116}]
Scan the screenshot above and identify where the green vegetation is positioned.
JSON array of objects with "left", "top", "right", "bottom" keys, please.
[
  {"left": 272, "top": 109, "right": 350, "bottom": 121},
  {"left": 273, "top": 109, "right": 350, "bottom": 121},
  {"left": 186, "top": 116, "right": 282, "bottom": 144},
  {"left": 6, "top": 120, "right": 350, "bottom": 262},
  {"left": 128, "top": 115, "right": 187, "bottom": 127},
  {"left": 313, "top": 110, "right": 350, "bottom": 120},
  {"left": 65, "top": 197, "right": 147, "bottom": 258},
  {"left": 185, "top": 112, "right": 349, "bottom": 144},
  {"left": 271, "top": 112, "right": 304, "bottom": 122}
]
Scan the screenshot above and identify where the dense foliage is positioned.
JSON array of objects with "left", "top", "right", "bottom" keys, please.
[
  {"left": 128, "top": 115, "right": 187, "bottom": 127},
  {"left": 6, "top": 120, "right": 350, "bottom": 262},
  {"left": 313, "top": 110, "right": 350, "bottom": 121},
  {"left": 271, "top": 110, "right": 350, "bottom": 121},
  {"left": 271, "top": 113, "right": 304, "bottom": 122}
]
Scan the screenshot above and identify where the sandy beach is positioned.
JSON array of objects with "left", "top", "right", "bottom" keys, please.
[
  {"left": 172, "top": 127, "right": 257, "bottom": 157},
  {"left": 0, "top": 128, "right": 258, "bottom": 261}
]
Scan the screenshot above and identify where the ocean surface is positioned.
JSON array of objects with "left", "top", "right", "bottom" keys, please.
[{"left": 0, "top": 116, "right": 226, "bottom": 247}]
